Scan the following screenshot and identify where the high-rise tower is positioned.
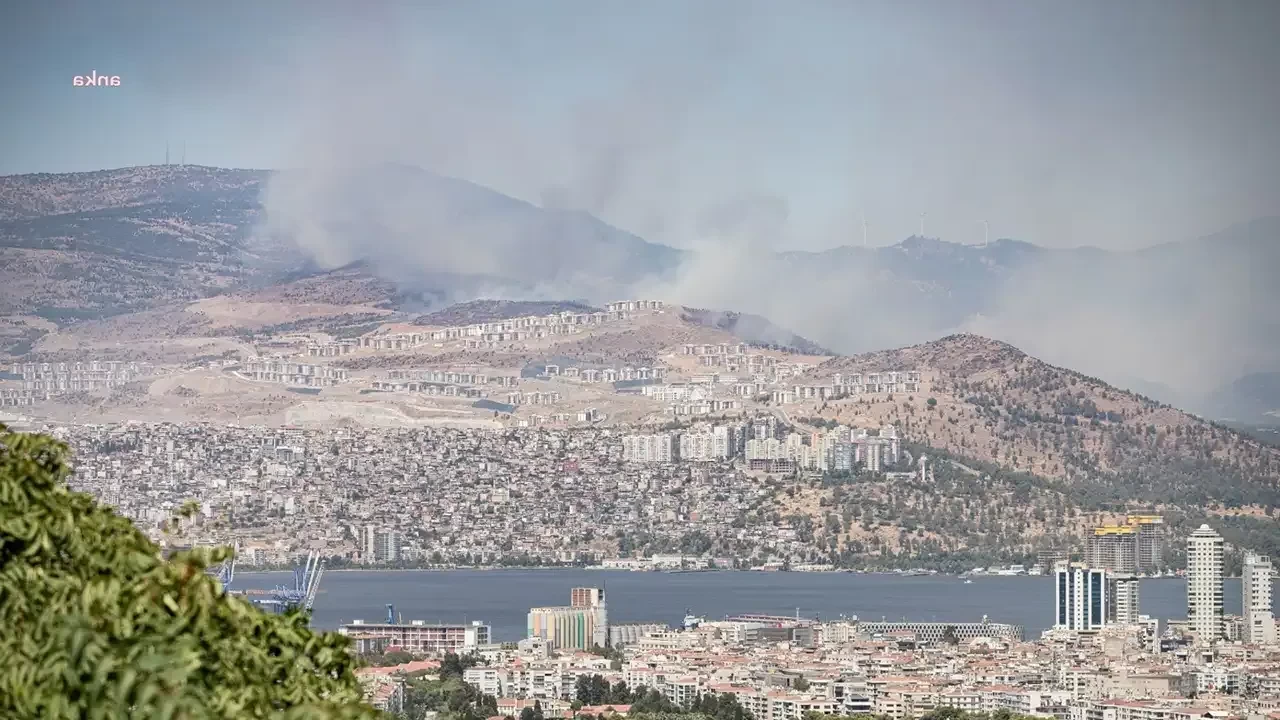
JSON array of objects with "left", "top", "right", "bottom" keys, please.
[
  {"left": 1186, "top": 524, "right": 1224, "bottom": 643},
  {"left": 1243, "top": 552, "right": 1276, "bottom": 645},
  {"left": 1055, "top": 564, "right": 1108, "bottom": 632}
]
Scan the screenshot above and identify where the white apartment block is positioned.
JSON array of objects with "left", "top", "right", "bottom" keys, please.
[
  {"left": 387, "top": 369, "right": 495, "bottom": 386},
  {"left": 1187, "top": 524, "right": 1225, "bottom": 643},
  {"left": 681, "top": 342, "right": 749, "bottom": 356},
  {"left": 679, "top": 426, "right": 735, "bottom": 461},
  {"left": 243, "top": 357, "right": 347, "bottom": 387},
  {"left": 1109, "top": 574, "right": 1141, "bottom": 625},
  {"left": 14, "top": 360, "right": 147, "bottom": 393},
  {"left": 306, "top": 340, "right": 357, "bottom": 357},
  {"left": 606, "top": 300, "right": 664, "bottom": 312},
  {"left": 622, "top": 433, "right": 676, "bottom": 463},
  {"left": 506, "top": 391, "right": 561, "bottom": 406},
  {"left": 642, "top": 384, "right": 699, "bottom": 403},
  {"left": 832, "top": 371, "right": 924, "bottom": 395},
  {"left": 0, "top": 389, "right": 50, "bottom": 407},
  {"left": 1243, "top": 552, "right": 1276, "bottom": 645}
]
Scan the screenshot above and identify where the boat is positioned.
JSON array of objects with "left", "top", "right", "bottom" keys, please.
[{"left": 964, "top": 579, "right": 973, "bottom": 584}]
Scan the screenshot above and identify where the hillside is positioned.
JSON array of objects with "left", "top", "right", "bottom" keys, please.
[
  {"left": 2, "top": 164, "right": 1277, "bottom": 422},
  {"left": 0, "top": 163, "right": 680, "bottom": 326},
  {"left": 773, "top": 334, "right": 1280, "bottom": 568}
]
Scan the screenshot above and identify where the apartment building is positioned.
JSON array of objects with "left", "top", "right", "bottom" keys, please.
[
  {"left": 1243, "top": 552, "right": 1276, "bottom": 645},
  {"left": 338, "top": 619, "right": 491, "bottom": 655},
  {"left": 621, "top": 434, "right": 676, "bottom": 463},
  {"left": 1186, "top": 524, "right": 1225, "bottom": 644}
]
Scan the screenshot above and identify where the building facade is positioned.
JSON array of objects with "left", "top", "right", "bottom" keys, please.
[
  {"left": 1085, "top": 515, "right": 1166, "bottom": 574},
  {"left": 1108, "top": 574, "right": 1141, "bottom": 625},
  {"left": 528, "top": 587, "right": 608, "bottom": 650},
  {"left": 1085, "top": 527, "right": 1138, "bottom": 573},
  {"left": 1056, "top": 565, "right": 1108, "bottom": 632},
  {"left": 1186, "top": 524, "right": 1225, "bottom": 643},
  {"left": 1243, "top": 551, "right": 1276, "bottom": 645},
  {"left": 339, "top": 620, "right": 490, "bottom": 655}
]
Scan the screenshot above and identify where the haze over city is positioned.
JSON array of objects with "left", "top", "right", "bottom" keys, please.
[{"left": 4, "top": 1, "right": 1280, "bottom": 717}]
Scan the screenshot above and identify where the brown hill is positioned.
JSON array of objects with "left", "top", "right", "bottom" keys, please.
[{"left": 785, "top": 333, "right": 1280, "bottom": 566}]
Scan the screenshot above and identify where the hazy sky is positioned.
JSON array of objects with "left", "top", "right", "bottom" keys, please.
[{"left": 2, "top": 0, "right": 1277, "bottom": 251}]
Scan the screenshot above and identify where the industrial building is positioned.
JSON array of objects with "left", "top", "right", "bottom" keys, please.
[{"left": 527, "top": 587, "right": 608, "bottom": 650}]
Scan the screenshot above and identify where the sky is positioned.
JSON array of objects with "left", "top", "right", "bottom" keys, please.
[{"left": 1, "top": 0, "right": 1278, "bottom": 251}]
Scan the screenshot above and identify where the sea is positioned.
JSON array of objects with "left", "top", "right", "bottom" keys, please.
[{"left": 230, "top": 569, "right": 1267, "bottom": 642}]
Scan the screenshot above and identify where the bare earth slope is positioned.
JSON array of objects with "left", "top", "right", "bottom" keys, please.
[{"left": 779, "top": 333, "right": 1280, "bottom": 566}]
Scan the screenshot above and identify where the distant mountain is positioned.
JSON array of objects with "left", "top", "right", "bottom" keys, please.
[
  {"left": 0, "top": 164, "right": 684, "bottom": 319},
  {"left": 1, "top": 164, "right": 1275, "bottom": 419},
  {"left": 1202, "top": 372, "right": 1280, "bottom": 424}
]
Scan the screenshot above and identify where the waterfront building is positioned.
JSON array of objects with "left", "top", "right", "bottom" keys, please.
[
  {"left": 361, "top": 525, "right": 401, "bottom": 564},
  {"left": 1243, "top": 551, "right": 1276, "bottom": 645},
  {"left": 338, "top": 619, "right": 490, "bottom": 655},
  {"left": 1187, "top": 524, "right": 1225, "bottom": 644},
  {"left": 1085, "top": 526, "right": 1138, "bottom": 573},
  {"left": 1085, "top": 515, "right": 1166, "bottom": 574},
  {"left": 1128, "top": 514, "right": 1167, "bottom": 571},
  {"left": 529, "top": 587, "right": 608, "bottom": 650},
  {"left": 1055, "top": 565, "right": 1108, "bottom": 632},
  {"left": 609, "top": 622, "right": 668, "bottom": 647},
  {"left": 1037, "top": 549, "right": 1069, "bottom": 574}
]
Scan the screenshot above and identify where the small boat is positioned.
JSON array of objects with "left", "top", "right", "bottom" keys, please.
[{"left": 964, "top": 579, "right": 973, "bottom": 585}]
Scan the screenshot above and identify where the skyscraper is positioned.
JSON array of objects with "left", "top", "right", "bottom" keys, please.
[
  {"left": 1243, "top": 552, "right": 1276, "bottom": 645},
  {"left": 1085, "top": 515, "right": 1166, "bottom": 574},
  {"left": 1086, "top": 526, "right": 1138, "bottom": 573},
  {"left": 1128, "top": 515, "right": 1167, "bottom": 571},
  {"left": 1186, "top": 524, "right": 1225, "bottom": 644},
  {"left": 1055, "top": 564, "right": 1108, "bottom": 631}
]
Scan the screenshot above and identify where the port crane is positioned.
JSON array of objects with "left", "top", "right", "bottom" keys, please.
[
  {"left": 207, "top": 542, "right": 237, "bottom": 588},
  {"left": 204, "top": 547, "right": 326, "bottom": 614},
  {"left": 239, "top": 551, "right": 326, "bottom": 613}
]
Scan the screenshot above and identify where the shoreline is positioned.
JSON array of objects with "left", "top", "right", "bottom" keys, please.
[{"left": 231, "top": 567, "right": 1197, "bottom": 578}]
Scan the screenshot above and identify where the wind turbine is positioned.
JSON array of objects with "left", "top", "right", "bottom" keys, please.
[
  {"left": 862, "top": 215, "right": 868, "bottom": 247},
  {"left": 919, "top": 213, "right": 927, "bottom": 237},
  {"left": 983, "top": 220, "right": 990, "bottom": 248}
]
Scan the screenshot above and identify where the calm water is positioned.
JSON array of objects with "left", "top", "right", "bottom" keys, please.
[{"left": 231, "top": 570, "right": 1262, "bottom": 642}]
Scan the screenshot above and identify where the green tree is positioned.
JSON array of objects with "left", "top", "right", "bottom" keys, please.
[
  {"left": 0, "top": 425, "right": 382, "bottom": 718},
  {"left": 942, "top": 625, "right": 960, "bottom": 646}
]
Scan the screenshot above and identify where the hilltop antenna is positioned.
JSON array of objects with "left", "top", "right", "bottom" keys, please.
[
  {"left": 862, "top": 215, "right": 868, "bottom": 247},
  {"left": 983, "top": 220, "right": 990, "bottom": 248},
  {"left": 919, "top": 212, "right": 927, "bottom": 237},
  {"left": 165, "top": 142, "right": 170, "bottom": 166},
  {"left": 181, "top": 141, "right": 186, "bottom": 166}
]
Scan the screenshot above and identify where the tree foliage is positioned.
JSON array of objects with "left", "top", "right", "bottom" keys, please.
[{"left": 0, "top": 425, "right": 381, "bottom": 719}]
